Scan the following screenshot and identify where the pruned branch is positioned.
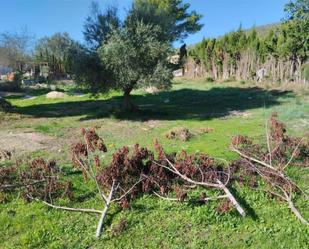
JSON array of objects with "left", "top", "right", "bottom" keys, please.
[
  {"left": 96, "top": 181, "right": 116, "bottom": 237},
  {"left": 0, "top": 180, "right": 46, "bottom": 190},
  {"left": 28, "top": 195, "right": 103, "bottom": 214},
  {"left": 153, "top": 191, "right": 228, "bottom": 202},
  {"left": 216, "top": 180, "right": 246, "bottom": 217},
  {"left": 283, "top": 138, "right": 304, "bottom": 170},
  {"left": 153, "top": 157, "right": 246, "bottom": 216},
  {"left": 231, "top": 116, "right": 309, "bottom": 225},
  {"left": 112, "top": 178, "right": 143, "bottom": 203},
  {"left": 231, "top": 146, "right": 277, "bottom": 172},
  {"left": 285, "top": 194, "right": 309, "bottom": 226},
  {"left": 164, "top": 157, "right": 221, "bottom": 188}
]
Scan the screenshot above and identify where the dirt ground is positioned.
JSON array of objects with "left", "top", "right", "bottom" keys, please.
[{"left": 0, "top": 130, "right": 63, "bottom": 156}]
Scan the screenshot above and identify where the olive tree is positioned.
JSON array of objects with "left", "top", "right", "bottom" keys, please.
[
  {"left": 83, "top": 2, "right": 120, "bottom": 50},
  {"left": 73, "top": 0, "right": 202, "bottom": 112},
  {"left": 99, "top": 21, "right": 173, "bottom": 111},
  {"left": 128, "top": 0, "right": 203, "bottom": 42}
]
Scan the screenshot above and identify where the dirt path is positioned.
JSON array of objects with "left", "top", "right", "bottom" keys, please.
[{"left": 0, "top": 130, "right": 63, "bottom": 155}]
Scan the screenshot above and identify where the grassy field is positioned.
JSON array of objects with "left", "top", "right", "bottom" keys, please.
[{"left": 0, "top": 79, "right": 308, "bottom": 248}]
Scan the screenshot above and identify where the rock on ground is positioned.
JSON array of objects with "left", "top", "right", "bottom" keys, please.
[{"left": 46, "top": 91, "right": 67, "bottom": 99}]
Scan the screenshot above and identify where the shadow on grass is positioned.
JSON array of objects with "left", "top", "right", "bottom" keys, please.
[
  {"left": 228, "top": 186, "right": 259, "bottom": 220},
  {"left": 10, "top": 87, "right": 293, "bottom": 121}
]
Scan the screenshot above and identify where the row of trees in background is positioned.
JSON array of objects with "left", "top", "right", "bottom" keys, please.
[
  {"left": 34, "top": 32, "right": 74, "bottom": 78},
  {"left": 0, "top": 28, "right": 34, "bottom": 72},
  {"left": 189, "top": 0, "right": 309, "bottom": 83}
]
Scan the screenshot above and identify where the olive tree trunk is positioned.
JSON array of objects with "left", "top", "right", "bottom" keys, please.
[{"left": 123, "top": 86, "right": 138, "bottom": 112}]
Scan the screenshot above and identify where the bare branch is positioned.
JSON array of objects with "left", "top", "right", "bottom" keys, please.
[
  {"left": 216, "top": 180, "right": 246, "bottom": 217},
  {"left": 231, "top": 145, "right": 277, "bottom": 171},
  {"left": 283, "top": 138, "right": 304, "bottom": 170},
  {"left": 163, "top": 158, "right": 220, "bottom": 188},
  {"left": 152, "top": 161, "right": 177, "bottom": 174},
  {"left": 155, "top": 158, "right": 245, "bottom": 216},
  {"left": 28, "top": 195, "right": 103, "bottom": 214},
  {"left": 153, "top": 191, "right": 228, "bottom": 202},
  {"left": 284, "top": 192, "right": 309, "bottom": 225},
  {"left": 265, "top": 119, "right": 272, "bottom": 167},
  {"left": 0, "top": 180, "right": 46, "bottom": 190},
  {"left": 96, "top": 180, "right": 116, "bottom": 237},
  {"left": 112, "top": 178, "right": 143, "bottom": 203},
  {"left": 72, "top": 152, "right": 108, "bottom": 203},
  {"left": 213, "top": 157, "right": 231, "bottom": 185}
]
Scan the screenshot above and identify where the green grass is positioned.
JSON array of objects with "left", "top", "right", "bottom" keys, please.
[{"left": 0, "top": 79, "right": 308, "bottom": 248}]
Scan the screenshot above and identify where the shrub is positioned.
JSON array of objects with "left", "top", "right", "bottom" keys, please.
[
  {"left": 223, "top": 76, "right": 236, "bottom": 83},
  {"left": 0, "top": 98, "right": 13, "bottom": 112},
  {"left": 205, "top": 77, "right": 215, "bottom": 82},
  {"left": 0, "top": 81, "right": 20, "bottom": 92}
]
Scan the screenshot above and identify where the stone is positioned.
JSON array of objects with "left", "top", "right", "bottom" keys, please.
[{"left": 46, "top": 91, "right": 67, "bottom": 99}]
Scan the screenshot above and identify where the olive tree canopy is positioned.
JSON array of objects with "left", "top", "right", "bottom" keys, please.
[{"left": 99, "top": 21, "right": 173, "bottom": 111}]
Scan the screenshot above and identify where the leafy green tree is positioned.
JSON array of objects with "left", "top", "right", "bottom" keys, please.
[
  {"left": 83, "top": 2, "right": 120, "bottom": 49},
  {"left": 185, "top": 0, "right": 308, "bottom": 83},
  {"left": 65, "top": 42, "right": 110, "bottom": 93},
  {"left": 71, "top": 0, "right": 202, "bottom": 111},
  {"left": 99, "top": 21, "right": 173, "bottom": 111},
  {"left": 284, "top": 0, "right": 309, "bottom": 20},
  {"left": 35, "top": 32, "right": 74, "bottom": 77},
  {"left": 127, "top": 0, "right": 203, "bottom": 42},
  {"left": 282, "top": 0, "right": 309, "bottom": 77}
]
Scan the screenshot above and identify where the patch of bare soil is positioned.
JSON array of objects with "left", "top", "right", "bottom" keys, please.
[
  {"left": 142, "top": 120, "right": 161, "bottom": 130},
  {"left": 220, "top": 110, "right": 252, "bottom": 119},
  {"left": 228, "top": 110, "right": 252, "bottom": 118},
  {"left": 196, "top": 127, "right": 214, "bottom": 134},
  {"left": 0, "top": 131, "right": 63, "bottom": 156},
  {"left": 165, "top": 127, "right": 193, "bottom": 141}
]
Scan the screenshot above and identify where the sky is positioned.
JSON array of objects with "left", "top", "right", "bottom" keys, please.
[{"left": 0, "top": 0, "right": 288, "bottom": 47}]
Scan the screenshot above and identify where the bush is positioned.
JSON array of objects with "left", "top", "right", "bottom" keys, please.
[
  {"left": 223, "top": 76, "right": 236, "bottom": 83},
  {"left": 13, "top": 72, "right": 22, "bottom": 88},
  {"left": 0, "top": 81, "right": 20, "bottom": 92},
  {"left": 0, "top": 98, "right": 13, "bottom": 112},
  {"left": 205, "top": 77, "right": 215, "bottom": 82},
  {"left": 0, "top": 71, "right": 22, "bottom": 91}
]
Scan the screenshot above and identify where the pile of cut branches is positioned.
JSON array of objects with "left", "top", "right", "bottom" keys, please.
[
  {"left": 1, "top": 115, "right": 308, "bottom": 238},
  {"left": 231, "top": 113, "right": 309, "bottom": 225},
  {"left": 0, "top": 158, "right": 72, "bottom": 202},
  {"left": 67, "top": 128, "right": 245, "bottom": 237}
]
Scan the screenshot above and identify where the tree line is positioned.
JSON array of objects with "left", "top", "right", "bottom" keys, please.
[{"left": 188, "top": 0, "right": 309, "bottom": 83}]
